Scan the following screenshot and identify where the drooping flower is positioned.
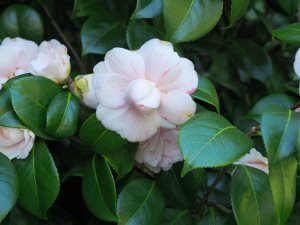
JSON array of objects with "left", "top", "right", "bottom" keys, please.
[
  {"left": 30, "top": 39, "right": 71, "bottom": 84},
  {"left": 135, "top": 128, "right": 183, "bottom": 173},
  {"left": 0, "top": 37, "right": 38, "bottom": 84},
  {"left": 70, "top": 74, "right": 97, "bottom": 109},
  {"left": 234, "top": 148, "right": 269, "bottom": 174},
  {"left": 0, "top": 127, "right": 35, "bottom": 160},
  {"left": 92, "top": 39, "right": 198, "bottom": 142}
]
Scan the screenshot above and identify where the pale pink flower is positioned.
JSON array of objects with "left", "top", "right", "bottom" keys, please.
[
  {"left": 234, "top": 148, "right": 269, "bottom": 174},
  {"left": 135, "top": 128, "right": 183, "bottom": 173},
  {"left": 30, "top": 39, "right": 71, "bottom": 84},
  {"left": 295, "top": 107, "right": 300, "bottom": 113},
  {"left": 0, "top": 37, "right": 38, "bottom": 84},
  {"left": 92, "top": 39, "right": 198, "bottom": 142}
]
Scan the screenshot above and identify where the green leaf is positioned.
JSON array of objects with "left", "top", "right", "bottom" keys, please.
[
  {"left": 80, "top": 113, "right": 126, "bottom": 154},
  {"left": 81, "top": 16, "right": 125, "bottom": 55},
  {"left": 277, "top": 0, "right": 300, "bottom": 15},
  {"left": 163, "top": 0, "right": 223, "bottom": 43},
  {"left": 0, "top": 153, "right": 18, "bottom": 222},
  {"left": 162, "top": 209, "right": 194, "bottom": 225},
  {"left": 197, "top": 208, "right": 226, "bottom": 225},
  {"left": 179, "top": 111, "right": 253, "bottom": 175},
  {"left": 72, "top": 0, "right": 105, "bottom": 18},
  {"left": 247, "top": 94, "right": 296, "bottom": 122},
  {"left": 46, "top": 92, "right": 80, "bottom": 138},
  {"left": 272, "top": 23, "right": 300, "bottom": 45},
  {"left": 261, "top": 106, "right": 300, "bottom": 163},
  {"left": 6, "top": 76, "right": 62, "bottom": 139},
  {"left": 0, "top": 4, "right": 44, "bottom": 42},
  {"left": 0, "top": 88, "right": 24, "bottom": 128},
  {"left": 14, "top": 140, "right": 59, "bottom": 219},
  {"left": 117, "top": 178, "right": 165, "bottom": 225},
  {"left": 231, "top": 166, "right": 279, "bottom": 225},
  {"left": 269, "top": 156, "right": 297, "bottom": 225},
  {"left": 192, "top": 76, "right": 220, "bottom": 112},
  {"left": 82, "top": 155, "right": 118, "bottom": 222},
  {"left": 126, "top": 20, "right": 164, "bottom": 50},
  {"left": 131, "top": 0, "right": 163, "bottom": 19},
  {"left": 230, "top": 0, "right": 249, "bottom": 26}
]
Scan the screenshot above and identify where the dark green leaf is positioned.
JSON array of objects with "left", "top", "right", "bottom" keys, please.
[
  {"left": 0, "top": 4, "right": 44, "bottom": 42},
  {"left": 117, "top": 178, "right": 165, "bottom": 225},
  {"left": 272, "top": 23, "right": 300, "bottom": 45},
  {"left": 192, "top": 76, "right": 220, "bottom": 112},
  {"left": 230, "top": 0, "right": 249, "bottom": 26},
  {"left": 81, "top": 16, "right": 125, "bottom": 55},
  {"left": 82, "top": 155, "right": 118, "bottom": 222},
  {"left": 131, "top": 0, "right": 163, "bottom": 19},
  {"left": 0, "top": 153, "right": 18, "bottom": 222},
  {"left": 46, "top": 92, "right": 80, "bottom": 138},
  {"left": 0, "top": 207, "right": 39, "bottom": 225},
  {"left": 179, "top": 111, "right": 253, "bottom": 175},
  {"left": 164, "top": 0, "right": 223, "bottom": 43},
  {"left": 14, "top": 140, "right": 59, "bottom": 219},
  {"left": 72, "top": 0, "right": 105, "bottom": 18},
  {"left": 197, "top": 208, "right": 226, "bottom": 225},
  {"left": 277, "top": 0, "right": 300, "bottom": 15},
  {"left": 6, "top": 76, "right": 63, "bottom": 139},
  {"left": 162, "top": 209, "right": 194, "bottom": 225},
  {"left": 231, "top": 166, "right": 278, "bottom": 225},
  {"left": 80, "top": 113, "right": 126, "bottom": 154}
]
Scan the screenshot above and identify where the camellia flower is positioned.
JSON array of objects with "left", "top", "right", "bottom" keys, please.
[
  {"left": 293, "top": 49, "right": 300, "bottom": 93},
  {"left": 70, "top": 74, "right": 97, "bottom": 109},
  {"left": 0, "top": 37, "right": 38, "bottom": 85},
  {"left": 92, "top": 39, "right": 198, "bottom": 142},
  {"left": 295, "top": 107, "right": 300, "bottom": 113},
  {"left": 234, "top": 148, "right": 269, "bottom": 174},
  {"left": 135, "top": 128, "right": 183, "bottom": 173},
  {"left": 0, "top": 127, "right": 35, "bottom": 160},
  {"left": 30, "top": 39, "right": 71, "bottom": 84}
]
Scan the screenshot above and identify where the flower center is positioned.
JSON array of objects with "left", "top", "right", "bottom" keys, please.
[{"left": 126, "top": 79, "right": 161, "bottom": 113}]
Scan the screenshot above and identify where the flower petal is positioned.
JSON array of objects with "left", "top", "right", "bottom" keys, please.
[
  {"left": 159, "top": 91, "right": 196, "bottom": 126},
  {"left": 294, "top": 48, "right": 300, "bottom": 78},
  {"left": 105, "top": 48, "right": 145, "bottom": 81}
]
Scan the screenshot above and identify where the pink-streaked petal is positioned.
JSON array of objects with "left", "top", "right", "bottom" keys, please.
[
  {"left": 105, "top": 48, "right": 145, "bottom": 81},
  {"left": 96, "top": 105, "right": 160, "bottom": 142},
  {"left": 92, "top": 72, "right": 129, "bottom": 108},
  {"left": 138, "top": 39, "right": 174, "bottom": 60},
  {"left": 159, "top": 91, "right": 196, "bottom": 126}
]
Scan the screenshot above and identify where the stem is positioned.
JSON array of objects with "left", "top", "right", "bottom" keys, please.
[
  {"left": 207, "top": 201, "right": 232, "bottom": 214},
  {"left": 38, "top": 2, "right": 85, "bottom": 73}
]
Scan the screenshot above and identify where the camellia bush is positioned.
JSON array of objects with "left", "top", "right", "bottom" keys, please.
[{"left": 0, "top": 0, "right": 300, "bottom": 224}]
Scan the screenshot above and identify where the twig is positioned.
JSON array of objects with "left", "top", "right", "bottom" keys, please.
[{"left": 207, "top": 201, "right": 232, "bottom": 214}]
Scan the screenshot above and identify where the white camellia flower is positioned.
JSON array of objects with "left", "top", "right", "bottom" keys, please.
[
  {"left": 93, "top": 39, "right": 198, "bottom": 142},
  {"left": 0, "top": 127, "right": 35, "bottom": 160},
  {"left": 30, "top": 39, "right": 71, "bottom": 84},
  {"left": 234, "top": 148, "right": 269, "bottom": 174},
  {"left": 135, "top": 128, "right": 183, "bottom": 173},
  {"left": 70, "top": 74, "right": 97, "bottom": 109},
  {"left": 293, "top": 48, "right": 300, "bottom": 93},
  {"left": 0, "top": 37, "right": 38, "bottom": 83}
]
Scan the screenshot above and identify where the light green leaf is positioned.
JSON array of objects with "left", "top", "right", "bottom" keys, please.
[
  {"left": 0, "top": 153, "right": 18, "bottom": 222},
  {"left": 117, "top": 178, "right": 165, "bottom": 225},
  {"left": 163, "top": 0, "right": 223, "bottom": 43},
  {"left": 131, "top": 0, "right": 163, "bottom": 19},
  {"left": 14, "top": 140, "right": 59, "bottom": 219},
  {"left": 179, "top": 111, "right": 253, "bottom": 175},
  {"left": 82, "top": 155, "right": 118, "bottom": 222},
  {"left": 230, "top": 0, "right": 249, "bottom": 26},
  {"left": 272, "top": 23, "right": 300, "bottom": 45}
]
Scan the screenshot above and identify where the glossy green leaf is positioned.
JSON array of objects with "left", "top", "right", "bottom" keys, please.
[
  {"left": 14, "top": 140, "right": 59, "bottom": 219},
  {"left": 0, "top": 4, "right": 44, "bottom": 42},
  {"left": 261, "top": 106, "right": 300, "bottom": 163},
  {"left": 0, "top": 153, "right": 18, "bottom": 222},
  {"left": 117, "top": 178, "right": 165, "bottom": 225},
  {"left": 72, "top": 0, "right": 105, "bottom": 18},
  {"left": 164, "top": 0, "right": 223, "bottom": 43},
  {"left": 231, "top": 166, "right": 279, "bottom": 225},
  {"left": 179, "top": 111, "right": 253, "bottom": 175},
  {"left": 247, "top": 94, "right": 296, "bottom": 122},
  {"left": 80, "top": 113, "right": 126, "bottom": 154},
  {"left": 82, "top": 155, "right": 118, "bottom": 222},
  {"left": 126, "top": 20, "right": 164, "bottom": 50},
  {"left": 6, "top": 76, "right": 62, "bottom": 139},
  {"left": 81, "top": 16, "right": 125, "bottom": 55},
  {"left": 162, "top": 209, "right": 194, "bottom": 225},
  {"left": 131, "top": 0, "right": 163, "bottom": 19},
  {"left": 0, "top": 88, "right": 24, "bottom": 128},
  {"left": 192, "top": 76, "right": 220, "bottom": 112},
  {"left": 197, "top": 208, "right": 226, "bottom": 225},
  {"left": 272, "top": 23, "right": 300, "bottom": 45},
  {"left": 277, "top": 0, "right": 300, "bottom": 15},
  {"left": 230, "top": 0, "right": 249, "bottom": 26},
  {"left": 269, "top": 156, "right": 297, "bottom": 225},
  {"left": 46, "top": 92, "right": 80, "bottom": 138}
]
